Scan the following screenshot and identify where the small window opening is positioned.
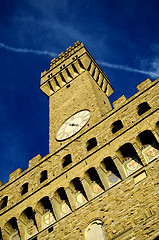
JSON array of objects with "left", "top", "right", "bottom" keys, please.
[
  {"left": 0, "top": 229, "right": 2, "bottom": 239},
  {"left": 40, "top": 170, "right": 48, "bottom": 183},
  {"left": 32, "top": 237, "right": 37, "bottom": 240},
  {"left": 137, "top": 102, "right": 151, "bottom": 116},
  {"left": 48, "top": 226, "right": 53, "bottom": 233},
  {"left": 86, "top": 138, "right": 97, "bottom": 151},
  {"left": 21, "top": 182, "right": 28, "bottom": 195},
  {"left": 62, "top": 154, "right": 72, "bottom": 168},
  {"left": 112, "top": 120, "right": 123, "bottom": 134},
  {"left": 0, "top": 196, "right": 8, "bottom": 210}
]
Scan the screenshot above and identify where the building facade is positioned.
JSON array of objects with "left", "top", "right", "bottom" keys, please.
[{"left": 0, "top": 41, "right": 159, "bottom": 240}]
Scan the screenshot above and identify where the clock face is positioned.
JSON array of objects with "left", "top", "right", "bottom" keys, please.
[{"left": 56, "top": 110, "right": 90, "bottom": 141}]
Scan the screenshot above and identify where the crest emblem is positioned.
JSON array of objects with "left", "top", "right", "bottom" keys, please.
[
  {"left": 76, "top": 193, "right": 86, "bottom": 204},
  {"left": 92, "top": 183, "right": 103, "bottom": 194},
  {"left": 126, "top": 160, "right": 138, "bottom": 170},
  {"left": 44, "top": 212, "right": 54, "bottom": 225},
  {"left": 61, "top": 203, "right": 70, "bottom": 214}
]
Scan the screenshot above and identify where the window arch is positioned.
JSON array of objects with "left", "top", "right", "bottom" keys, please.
[
  {"left": 85, "top": 168, "right": 104, "bottom": 196},
  {"left": 85, "top": 220, "right": 105, "bottom": 240},
  {"left": 21, "top": 182, "right": 28, "bottom": 195},
  {"left": 40, "top": 170, "right": 48, "bottom": 183},
  {"left": 3, "top": 217, "right": 21, "bottom": 239},
  {"left": 137, "top": 130, "right": 158, "bottom": 147},
  {"left": 111, "top": 120, "right": 123, "bottom": 134},
  {"left": 0, "top": 196, "right": 8, "bottom": 210},
  {"left": 137, "top": 130, "right": 159, "bottom": 163},
  {"left": 20, "top": 207, "right": 38, "bottom": 238},
  {"left": 118, "top": 143, "right": 143, "bottom": 176},
  {"left": 36, "top": 196, "right": 56, "bottom": 229},
  {"left": 101, "top": 157, "right": 121, "bottom": 187},
  {"left": 86, "top": 138, "right": 97, "bottom": 151},
  {"left": 62, "top": 154, "right": 72, "bottom": 168},
  {"left": 137, "top": 102, "right": 151, "bottom": 116},
  {"left": 69, "top": 177, "right": 87, "bottom": 207}
]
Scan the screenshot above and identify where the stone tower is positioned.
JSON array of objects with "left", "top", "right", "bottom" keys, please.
[{"left": 0, "top": 42, "right": 159, "bottom": 240}]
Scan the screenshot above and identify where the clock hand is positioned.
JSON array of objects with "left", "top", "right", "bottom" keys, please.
[{"left": 69, "top": 123, "right": 78, "bottom": 127}]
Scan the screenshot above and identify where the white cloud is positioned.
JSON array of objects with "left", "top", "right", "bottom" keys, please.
[
  {"left": 98, "top": 60, "right": 159, "bottom": 78},
  {"left": 1, "top": 41, "right": 158, "bottom": 79},
  {"left": 0, "top": 42, "right": 57, "bottom": 57}
]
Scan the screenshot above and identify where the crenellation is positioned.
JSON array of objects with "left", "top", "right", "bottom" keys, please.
[
  {"left": 9, "top": 167, "right": 22, "bottom": 182},
  {"left": 28, "top": 154, "right": 42, "bottom": 168},
  {"left": 112, "top": 95, "right": 127, "bottom": 108},
  {"left": 137, "top": 78, "right": 152, "bottom": 91}
]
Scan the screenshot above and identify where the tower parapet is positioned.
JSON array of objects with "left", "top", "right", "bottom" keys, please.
[{"left": 40, "top": 41, "right": 113, "bottom": 97}]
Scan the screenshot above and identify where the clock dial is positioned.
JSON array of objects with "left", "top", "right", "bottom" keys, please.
[{"left": 56, "top": 110, "right": 90, "bottom": 141}]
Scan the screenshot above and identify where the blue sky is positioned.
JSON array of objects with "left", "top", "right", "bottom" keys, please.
[{"left": 0, "top": 0, "right": 159, "bottom": 184}]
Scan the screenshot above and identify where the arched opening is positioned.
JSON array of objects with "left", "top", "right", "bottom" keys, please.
[
  {"left": 118, "top": 143, "right": 142, "bottom": 176},
  {"left": 54, "top": 187, "right": 71, "bottom": 217},
  {"left": 21, "top": 182, "right": 28, "bottom": 195},
  {"left": 3, "top": 218, "right": 21, "bottom": 239},
  {"left": 137, "top": 102, "right": 151, "bottom": 116},
  {"left": 69, "top": 177, "right": 87, "bottom": 207},
  {"left": 20, "top": 207, "right": 38, "bottom": 238},
  {"left": 138, "top": 130, "right": 159, "bottom": 163},
  {"left": 85, "top": 220, "right": 105, "bottom": 240},
  {"left": 156, "top": 121, "right": 159, "bottom": 135},
  {"left": 0, "top": 196, "right": 8, "bottom": 210},
  {"left": 85, "top": 168, "right": 104, "bottom": 196},
  {"left": 62, "top": 154, "right": 72, "bottom": 168},
  {"left": 40, "top": 170, "right": 48, "bottom": 183},
  {"left": 111, "top": 120, "right": 123, "bottom": 134},
  {"left": 138, "top": 130, "right": 158, "bottom": 147},
  {"left": 86, "top": 138, "right": 97, "bottom": 151},
  {"left": 153, "top": 236, "right": 159, "bottom": 240},
  {"left": 37, "top": 196, "right": 56, "bottom": 229},
  {"left": 101, "top": 157, "right": 121, "bottom": 187}
]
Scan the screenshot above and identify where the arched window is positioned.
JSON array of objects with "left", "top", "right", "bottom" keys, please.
[
  {"left": 20, "top": 207, "right": 38, "bottom": 238},
  {"left": 85, "top": 168, "right": 104, "bottom": 197},
  {"left": 21, "top": 182, "right": 28, "bottom": 195},
  {"left": 138, "top": 130, "right": 159, "bottom": 163},
  {"left": 0, "top": 196, "right": 8, "bottom": 210},
  {"left": 156, "top": 121, "right": 159, "bottom": 135},
  {"left": 86, "top": 138, "right": 97, "bottom": 151},
  {"left": 137, "top": 102, "right": 151, "bottom": 116},
  {"left": 85, "top": 220, "right": 105, "bottom": 240},
  {"left": 40, "top": 170, "right": 48, "bottom": 183},
  {"left": 54, "top": 187, "right": 72, "bottom": 217},
  {"left": 101, "top": 157, "right": 121, "bottom": 187},
  {"left": 62, "top": 154, "right": 72, "bottom": 168},
  {"left": 3, "top": 217, "right": 21, "bottom": 239},
  {"left": 111, "top": 120, "right": 123, "bottom": 134},
  {"left": 118, "top": 143, "right": 143, "bottom": 176},
  {"left": 36, "top": 196, "right": 56, "bottom": 229},
  {"left": 153, "top": 236, "right": 159, "bottom": 240},
  {"left": 69, "top": 177, "right": 87, "bottom": 207}
]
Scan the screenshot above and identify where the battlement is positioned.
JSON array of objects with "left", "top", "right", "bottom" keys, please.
[{"left": 40, "top": 41, "right": 113, "bottom": 97}]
